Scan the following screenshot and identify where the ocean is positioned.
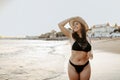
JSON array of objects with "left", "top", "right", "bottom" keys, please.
[{"left": 0, "top": 39, "right": 70, "bottom": 80}]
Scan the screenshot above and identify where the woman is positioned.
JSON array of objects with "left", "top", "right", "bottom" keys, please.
[{"left": 58, "top": 16, "right": 93, "bottom": 80}]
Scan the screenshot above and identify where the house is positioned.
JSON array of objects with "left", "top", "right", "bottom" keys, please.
[
  {"left": 90, "top": 23, "right": 116, "bottom": 38},
  {"left": 49, "top": 30, "right": 57, "bottom": 38}
]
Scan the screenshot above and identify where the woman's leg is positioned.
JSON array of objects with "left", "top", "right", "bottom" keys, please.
[
  {"left": 68, "top": 63, "right": 79, "bottom": 80},
  {"left": 80, "top": 63, "right": 91, "bottom": 80}
]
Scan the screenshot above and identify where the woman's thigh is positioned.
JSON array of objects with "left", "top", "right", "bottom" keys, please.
[
  {"left": 68, "top": 63, "right": 79, "bottom": 80},
  {"left": 80, "top": 63, "right": 91, "bottom": 80}
]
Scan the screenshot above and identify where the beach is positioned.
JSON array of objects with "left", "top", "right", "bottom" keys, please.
[
  {"left": 91, "top": 38, "right": 120, "bottom": 80},
  {"left": 0, "top": 39, "right": 120, "bottom": 80}
]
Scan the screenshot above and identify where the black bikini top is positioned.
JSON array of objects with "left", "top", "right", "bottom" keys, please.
[{"left": 72, "top": 41, "right": 91, "bottom": 52}]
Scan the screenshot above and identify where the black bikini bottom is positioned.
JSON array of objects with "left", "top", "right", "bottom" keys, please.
[{"left": 69, "top": 60, "right": 89, "bottom": 73}]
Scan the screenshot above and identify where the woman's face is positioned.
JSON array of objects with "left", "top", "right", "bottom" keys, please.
[{"left": 72, "top": 21, "right": 81, "bottom": 32}]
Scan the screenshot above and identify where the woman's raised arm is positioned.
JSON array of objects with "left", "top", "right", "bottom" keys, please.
[{"left": 58, "top": 18, "right": 72, "bottom": 38}]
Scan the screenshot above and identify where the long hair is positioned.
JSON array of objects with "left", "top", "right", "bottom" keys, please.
[{"left": 72, "top": 23, "right": 88, "bottom": 48}]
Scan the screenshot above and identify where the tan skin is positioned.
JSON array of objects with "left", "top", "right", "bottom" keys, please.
[{"left": 58, "top": 17, "right": 93, "bottom": 80}]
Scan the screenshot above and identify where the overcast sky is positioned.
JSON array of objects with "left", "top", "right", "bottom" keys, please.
[{"left": 0, "top": 0, "right": 120, "bottom": 36}]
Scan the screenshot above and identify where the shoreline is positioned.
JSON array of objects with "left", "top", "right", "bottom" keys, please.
[{"left": 0, "top": 37, "right": 120, "bottom": 40}]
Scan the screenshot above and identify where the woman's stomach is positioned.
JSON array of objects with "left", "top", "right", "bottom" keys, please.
[{"left": 70, "top": 50, "right": 89, "bottom": 65}]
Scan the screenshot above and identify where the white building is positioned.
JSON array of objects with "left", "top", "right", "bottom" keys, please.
[
  {"left": 90, "top": 23, "right": 116, "bottom": 38},
  {"left": 111, "top": 32, "right": 120, "bottom": 37},
  {"left": 49, "top": 30, "right": 57, "bottom": 38}
]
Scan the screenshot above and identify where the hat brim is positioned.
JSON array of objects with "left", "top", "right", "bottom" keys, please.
[{"left": 69, "top": 17, "right": 89, "bottom": 31}]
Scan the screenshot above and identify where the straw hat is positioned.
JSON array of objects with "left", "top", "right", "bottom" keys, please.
[{"left": 69, "top": 17, "right": 89, "bottom": 31}]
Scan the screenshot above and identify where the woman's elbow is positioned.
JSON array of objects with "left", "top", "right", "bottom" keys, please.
[{"left": 58, "top": 23, "right": 63, "bottom": 28}]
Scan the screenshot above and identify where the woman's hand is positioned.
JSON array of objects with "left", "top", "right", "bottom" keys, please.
[{"left": 87, "top": 51, "right": 93, "bottom": 60}]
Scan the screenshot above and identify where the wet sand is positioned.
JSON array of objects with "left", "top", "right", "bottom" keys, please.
[
  {"left": 92, "top": 38, "right": 120, "bottom": 54},
  {"left": 0, "top": 39, "right": 120, "bottom": 80}
]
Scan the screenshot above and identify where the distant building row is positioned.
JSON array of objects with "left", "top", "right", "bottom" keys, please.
[
  {"left": 38, "top": 23, "right": 120, "bottom": 40},
  {"left": 88, "top": 23, "right": 120, "bottom": 38}
]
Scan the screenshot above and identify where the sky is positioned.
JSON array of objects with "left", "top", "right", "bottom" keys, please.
[{"left": 0, "top": 0, "right": 120, "bottom": 36}]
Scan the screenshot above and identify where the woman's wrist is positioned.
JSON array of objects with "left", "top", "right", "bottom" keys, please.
[
  {"left": 58, "top": 16, "right": 78, "bottom": 26},
  {"left": 59, "top": 18, "right": 70, "bottom": 26},
  {"left": 61, "top": 17, "right": 75, "bottom": 24}
]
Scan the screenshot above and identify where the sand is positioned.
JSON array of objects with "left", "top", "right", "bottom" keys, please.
[
  {"left": 0, "top": 39, "right": 120, "bottom": 80},
  {"left": 90, "top": 38, "right": 120, "bottom": 80},
  {"left": 92, "top": 38, "right": 120, "bottom": 54}
]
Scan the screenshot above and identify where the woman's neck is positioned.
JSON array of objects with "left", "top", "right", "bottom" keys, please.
[{"left": 77, "top": 31, "right": 82, "bottom": 38}]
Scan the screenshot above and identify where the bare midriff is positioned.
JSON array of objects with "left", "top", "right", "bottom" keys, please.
[{"left": 70, "top": 50, "right": 89, "bottom": 65}]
